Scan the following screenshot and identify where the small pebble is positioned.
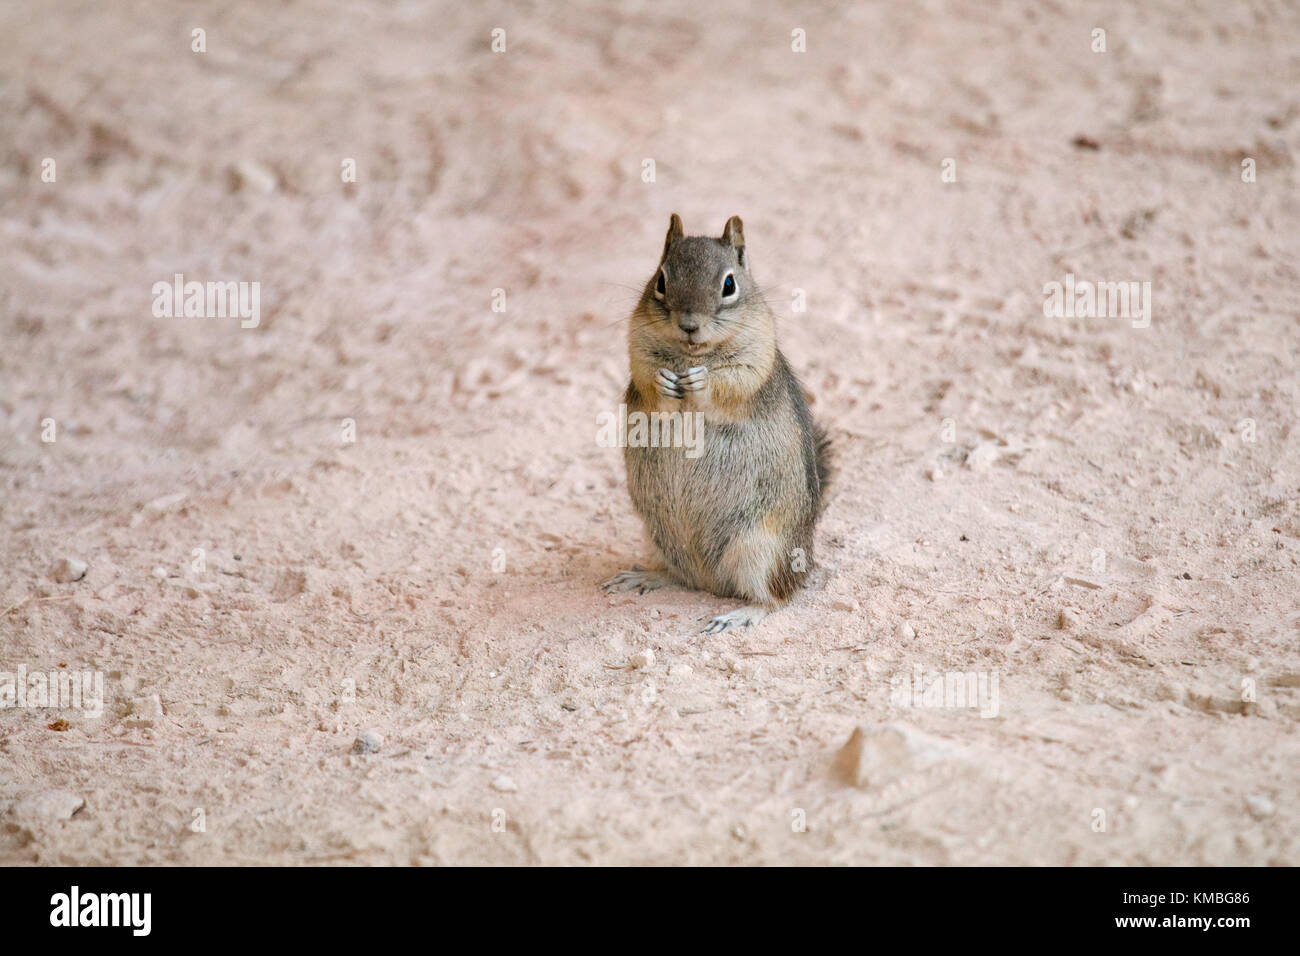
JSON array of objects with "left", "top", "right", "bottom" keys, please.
[
  {"left": 227, "top": 160, "right": 278, "bottom": 194},
  {"left": 831, "top": 599, "right": 859, "bottom": 612},
  {"left": 965, "top": 442, "right": 1000, "bottom": 473},
  {"left": 51, "top": 557, "right": 88, "bottom": 583},
  {"left": 1245, "top": 793, "right": 1275, "bottom": 820},
  {"left": 631, "top": 649, "right": 655, "bottom": 669},
  {"left": 1154, "top": 682, "right": 1187, "bottom": 703},
  {"left": 130, "top": 694, "right": 163, "bottom": 716},
  {"left": 125, "top": 695, "right": 163, "bottom": 728},
  {"left": 152, "top": 566, "right": 168, "bottom": 579},
  {"left": 669, "top": 663, "right": 694, "bottom": 679},
  {"left": 894, "top": 621, "right": 916, "bottom": 642},
  {"left": 1057, "top": 607, "right": 1082, "bottom": 630},
  {"left": 1243, "top": 698, "right": 1277, "bottom": 719},
  {"left": 491, "top": 775, "right": 518, "bottom": 793},
  {"left": 351, "top": 729, "right": 384, "bottom": 755}
]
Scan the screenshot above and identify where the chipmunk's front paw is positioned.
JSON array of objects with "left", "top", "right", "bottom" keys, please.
[
  {"left": 602, "top": 566, "right": 671, "bottom": 595},
  {"left": 702, "top": 605, "right": 768, "bottom": 634},
  {"left": 655, "top": 368, "right": 684, "bottom": 400},
  {"left": 677, "top": 366, "right": 708, "bottom": 393}
]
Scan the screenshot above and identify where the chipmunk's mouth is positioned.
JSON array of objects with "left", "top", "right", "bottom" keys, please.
[{"left": 678, "top": 331, "right": 713, "bottom": 353}]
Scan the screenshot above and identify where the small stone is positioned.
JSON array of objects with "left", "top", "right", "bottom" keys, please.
[
  {"left": 152, "top": 566, "right": 169, "bottom": 579},
  {"left": 51, "top": 557, "right": 88, "bottom": 583},
  {"left": 669, "top": 663, "right": 694, "bottom": 679},
  {"left": 129, "top": 694, "right": 163, "bottom": 716},
  {"left": 491, "top": 775, "right": 518, "bottom": 793},
  {"left": 965, "top": 441, "right": 1000, "bottom": 473},
  {"left": 1243, "top": 698, "right": 1277, "bottom": 719},
  {"left": 1057, "top": 607, "right": 1082, "bottom": 630},
  {"left": 351, "top": 730, "right": 384, "bottom": 754},
  {"left": 126, "top": 695, "right": 163, "bottom": 727},
  {"left": 271, "top": 569, "right": 309, "bottom": 602},
  {"left": 227, "top": 160, "right": 278, "bottom": 194},
  {"left": 926, "top": 467, "right": 943, "bottom": 482},
  {"left": 143, "top": 492, "right": 188, "bottom": 513},
  {"left": 833, "top": 724, "right": 956, "bottom": 789},
  {"left": 630, "top": 649, "right": 655, "bottom": 669},
  {"left": 894, "top": 620, "right": 916, "bottom": 642},
  {"left": 14, "top": 789, "right": 84, "bottom": 821},
  {"left": 831, "top": 599, "right": 859, "bottom": 612},
  {"left": 1153, "top": 682, "right": 1186, "bottom": 703},
  {"left": 1064, "top": 575, "right": 1104, "bottom": 590},
  {"left": 1245, "top": 793, "right": 1275, "bottom": 819}
]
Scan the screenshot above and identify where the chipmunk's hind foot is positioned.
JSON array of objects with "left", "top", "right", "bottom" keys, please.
[{"left": 702, "top": 605, "right": 768, "bottom": 634}]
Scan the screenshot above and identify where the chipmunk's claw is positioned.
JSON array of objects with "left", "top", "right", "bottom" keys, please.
[
  {"left": 602, "top": 567, "right": 671, "bottom": 595},
  {"left": 655, "top": 368, "right": 684, "bottom": 400},
  {"left": 678, "top": 366, "right": 708, "bottom": 391},
  {"left": 702, "top": 605, "right": 768, "bottom": 634}
]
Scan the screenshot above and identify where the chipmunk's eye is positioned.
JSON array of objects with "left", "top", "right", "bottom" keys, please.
[
  {"left": 655, "top": 270, "right": 666, "bottom": 299},
  {"left": 722, "top": 273, "right": 736, "bottom": 298}
]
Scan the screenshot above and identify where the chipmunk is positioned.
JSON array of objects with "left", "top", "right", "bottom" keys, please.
[{"left": 602, "top": 214, "right": 831, "bottom": 633}]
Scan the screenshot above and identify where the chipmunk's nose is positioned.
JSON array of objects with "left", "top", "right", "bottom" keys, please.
[{"left": 675, "top": 313, "right": 701, "bottom": 333}]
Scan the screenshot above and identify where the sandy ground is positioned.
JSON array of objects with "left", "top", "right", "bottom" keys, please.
[{"left": 2, "top": 0, "right": 1298, "bottom": 865}]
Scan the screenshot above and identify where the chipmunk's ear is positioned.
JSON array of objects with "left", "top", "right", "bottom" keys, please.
[
  {"left": 662, "top": 213, "right": 684, "bottom": 260},
  {"left": 721, "top": 215, "right": 746, "bottom": 266}
]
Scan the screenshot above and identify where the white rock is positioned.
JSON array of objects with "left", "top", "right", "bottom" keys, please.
[
  {"left": 350, "top": 730, "right": 384, "bottom": 754},
  {"left": 894, "top": 620, "right": 916, "bottom": 642},
  {"left": 630, "top": 649, "right": 655, "bottom": 669},
  {"left": 669, "top": 663, "right": 694, "bottom": 679},
  {"left": 926, "top": 467, "right": 944, "bottom": 482},
  {"left": 14, "top": 789, "right": 84, "bottom": 821},
  {"left": 143, "top": 492, "right": 188, "bottom": 513},
  {"left": 1245, "top": 793, "right": 1275, "bottom": 819},
  {"left": 152, "top": 566, "right": 169, "bottom": 579},
  {"left": 227, "top": 160, "right": 278, "bottom": 194},
  {"left": 965, "top": 441, "right": 1000, "bottom": 473},
  {"left": 491, "top": 775, "right": 518, "bottom": 792},
  {"left": 51, "top": 557, "right": 88, "bottom": 583}
]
